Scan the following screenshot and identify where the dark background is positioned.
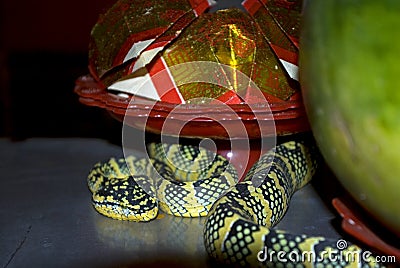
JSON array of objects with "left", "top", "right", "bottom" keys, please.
[
  {"left": 0, "top": 0, "right": 244, "bottom": 140},
  {"left": 0, "top": 0, "right": 121, "bottom": 140}
]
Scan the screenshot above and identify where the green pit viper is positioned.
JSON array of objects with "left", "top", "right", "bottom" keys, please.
[{"left": 87, "top": 140, "right": 385, "bottom": 267}]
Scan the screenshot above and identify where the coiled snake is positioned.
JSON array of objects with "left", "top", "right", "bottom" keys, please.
[{"left": 87, "top": 141, "right": 384, "bottom": 267}]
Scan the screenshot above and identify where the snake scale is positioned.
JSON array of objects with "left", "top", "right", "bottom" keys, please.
[{"left": 87, "top": 141, "right": 385, "bottom": 267}]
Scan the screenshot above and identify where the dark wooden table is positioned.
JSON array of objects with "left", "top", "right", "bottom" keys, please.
[{"left": 0, "top": 137, "right": 341, "bottom": 267}]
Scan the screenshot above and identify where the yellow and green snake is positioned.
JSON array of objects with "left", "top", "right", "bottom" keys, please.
[{"left": 87, "top": 140, "right": 385, "bottom": 267}]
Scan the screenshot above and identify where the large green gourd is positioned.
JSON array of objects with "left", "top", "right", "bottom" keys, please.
[{"left": 300, "top": 0, "right": 400, "bottom": 235}]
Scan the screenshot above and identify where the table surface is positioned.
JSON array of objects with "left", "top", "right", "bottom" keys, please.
[{"left": 0, "top": 137, "right": 344, "bottom": 268}]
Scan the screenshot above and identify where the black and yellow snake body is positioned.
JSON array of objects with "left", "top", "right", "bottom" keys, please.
[
  {"left": 87, "top": 141, "right": 384, "bottom": 267},
  {"left": 88, "top": 143, "right": 238, "bottom": 221}
]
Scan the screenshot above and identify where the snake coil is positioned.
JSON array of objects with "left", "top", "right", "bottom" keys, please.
[{"left": 87, "top": 141, "right": 385, "bottom": 267}]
